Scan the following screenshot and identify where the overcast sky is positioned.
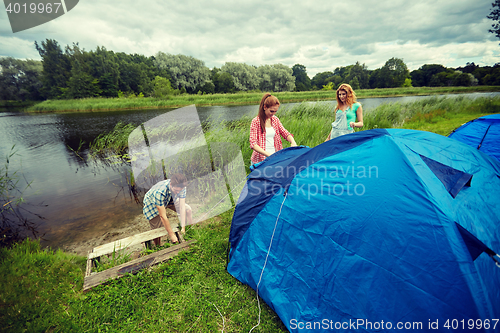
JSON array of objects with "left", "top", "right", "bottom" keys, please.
[{"left": 1, "top": 0, "right": 499, "bottom": 77}]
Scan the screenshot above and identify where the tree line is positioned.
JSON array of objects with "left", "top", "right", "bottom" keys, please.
[
  {"left": 296, "top": 60, "right": 485, "bottom": 92},
  {"left": 0, "top": 38, "right": 498, "bottom": 102}
]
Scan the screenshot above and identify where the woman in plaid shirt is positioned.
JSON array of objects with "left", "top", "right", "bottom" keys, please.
[{"left": 249, "top": 93, "right": 297, "bottom": 165}]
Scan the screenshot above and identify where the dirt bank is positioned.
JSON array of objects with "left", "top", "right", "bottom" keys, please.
[{"left": 60, "top": 212, "right": 178, "bottom": 257}]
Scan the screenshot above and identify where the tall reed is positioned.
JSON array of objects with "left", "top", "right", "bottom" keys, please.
[
  {"left": 89, "top": 122, "right": 136, "bottom": 156},
  {"left": 1, "top": 146, "right": 42, "bottom": 246},
  {"left": 363, "top": 95, "right": 500, "bottom": 131},
  {"left": 89, "top": 95, "right": 500, "bottom": 168}
]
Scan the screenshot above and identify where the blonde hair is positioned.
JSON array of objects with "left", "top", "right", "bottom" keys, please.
[
  {"left": 258, "top": 93, "right": 280, "bottom": 132},
  {"left": 335, "top": 83, "right": 357, "bottom": 111}
]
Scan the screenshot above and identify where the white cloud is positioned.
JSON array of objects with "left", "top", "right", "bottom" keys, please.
[
  {"left": 0, "top": 0, "right": 499, "bottom": 78},
  {"left": 0, "top": 36, "right": 40, "bottom": 59}
]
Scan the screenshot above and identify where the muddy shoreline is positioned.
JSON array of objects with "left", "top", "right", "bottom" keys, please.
[{"left": 58, "top": 211, "right": 180, "bottom": 257}]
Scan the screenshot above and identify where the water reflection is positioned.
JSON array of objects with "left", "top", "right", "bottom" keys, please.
[{"left": 0, "top": 109, "right": 170, "bottom": 250}]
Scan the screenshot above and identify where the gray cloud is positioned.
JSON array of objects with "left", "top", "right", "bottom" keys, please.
[{"left": 0, "top": 0, "right": 498, "bottom": 77}]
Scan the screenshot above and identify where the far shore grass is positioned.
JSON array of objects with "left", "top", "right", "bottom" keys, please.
[
  {"left": 24, "top": 85, "right": 500, "bottom": 113},
  {"left": 90, "top": 94, "right": 500, "bottom": 164},
  {"left": 2, "top": 95, "right": 500, "bottom": 332}
]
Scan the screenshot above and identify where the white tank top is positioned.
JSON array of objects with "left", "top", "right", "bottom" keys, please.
[{"left": 265, "top": 126, "right": 276, "bottom": 155}]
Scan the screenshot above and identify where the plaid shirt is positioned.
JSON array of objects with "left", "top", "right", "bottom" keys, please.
[
  {"left": 249, "top": 116, "right": 292, "bottom": 164},
  {"left": 142, "top": 179, "right": 186, "bottom": 220}
]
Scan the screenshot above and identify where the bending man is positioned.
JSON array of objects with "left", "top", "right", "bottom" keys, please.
[{"left": 142, "top": 173, "right": 192, "bottom": 245}]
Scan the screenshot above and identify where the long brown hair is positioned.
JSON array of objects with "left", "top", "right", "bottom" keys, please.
[
  {"left": 335, "top": 83, "right": 357, "bottom": 111},
  {"left": 258, "top": 93, "right": 280, "bottom": 132}
]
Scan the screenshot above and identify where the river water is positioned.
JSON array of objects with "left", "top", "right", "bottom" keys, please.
[{"left": 1, "top": 92, "right": 497, "bottom": 251}]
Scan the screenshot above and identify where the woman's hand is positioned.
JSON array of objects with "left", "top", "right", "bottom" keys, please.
[{"left": 252, "top": 144, "right": 271, "bottom": 157}]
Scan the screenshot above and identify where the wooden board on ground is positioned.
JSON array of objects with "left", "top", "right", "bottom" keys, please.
[
  {"left": 83, "top": 240, "right": 196, "bottom": 291},
  {"left": 88, "top": 228, "right": 171, "bottom": 259}
]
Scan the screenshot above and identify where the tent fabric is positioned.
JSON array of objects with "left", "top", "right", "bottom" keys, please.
[
  {"left": 227, "top": 129, "right": 500, "bottom": 332},
  {"left": 419, "top": 154, "right": 473, "bottom": 198},
  {"left": 455, "top": 223, "right": 496, "bottom": 261},
  {"left": 448, "top": 114, "right": 500, "bottom": 162}
]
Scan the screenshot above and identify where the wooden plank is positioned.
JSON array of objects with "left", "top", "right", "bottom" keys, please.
[
  {"left": 83, "top": 240, "right": 196, "bottom": 291},
  {"left": 85, "top": 251, "right": 93, "bottom": 277},
  {"left": 88, "top": 227, "right": 175, "bottom": 259}
]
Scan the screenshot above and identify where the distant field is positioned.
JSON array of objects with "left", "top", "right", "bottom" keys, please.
[{"left": 24, "top": 86, "right": 500, "bottom": 113}]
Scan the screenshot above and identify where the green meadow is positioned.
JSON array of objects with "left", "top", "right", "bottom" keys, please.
[
  {"left": 1, "top": 95, "right": 499, "bottom": 332},
  {"left": 25, "top": 86, "right": 500, "bottom": 113}
]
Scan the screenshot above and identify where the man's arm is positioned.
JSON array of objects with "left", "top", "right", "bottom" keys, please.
[{"left": 156, "top": 205, "right": 178, "bottom": 243}]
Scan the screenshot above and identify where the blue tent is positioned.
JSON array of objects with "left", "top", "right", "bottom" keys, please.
[
  {"left": 448, "top": 114, "right": 500, "bottom": 162},
  {"left": 227, "top": 129, "right": 500, "bottom": 332}
]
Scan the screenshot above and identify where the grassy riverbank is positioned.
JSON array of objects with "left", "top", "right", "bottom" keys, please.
[
  {"left": 25, "top": 86, "right": 500, "bottom": 113},
  {"left": 90, "top": 94, "right": 500, "bottom": 165},
  {"left": 2, "top": 95, "right": 500, "bottom": 332},
  {"left": 0, "top": 100, "right": 36, "bottom": 109},
  {"left": 211, "top": 95, "right": 500, "bottom": 169}
]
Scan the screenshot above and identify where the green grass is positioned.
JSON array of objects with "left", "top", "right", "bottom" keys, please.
[
  {"left": 25, "top": 86, "right": 500, "bottom": 113},
  {"left": 0, "top": 240, "right": 86, "bottom": 332},
  {"left": 363, "top": 95, "right": 500, "bottom": 135},
  {"left": 0, "top": 212, "right": 288, "bottom": 333},
  {"left": 89, "top": 122, "right": 137, "bottom": 156},
  {"left": 2, "top": 94, "right": 500, "bottom": 333},
  {"left": 203, "top": 95, "right": 500, "bottom": 157},
  {"left": 93, "top": 247, "right": 133, "bottom": 273},
  {"left": 0, "top": 100, "right": 36, "bottom": 108},
  {"left": 89, "top": 95, "right": 500, "bottom": 170},
  {"left": 403, "top": 112, "right": 492, "bottom": 135}
]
